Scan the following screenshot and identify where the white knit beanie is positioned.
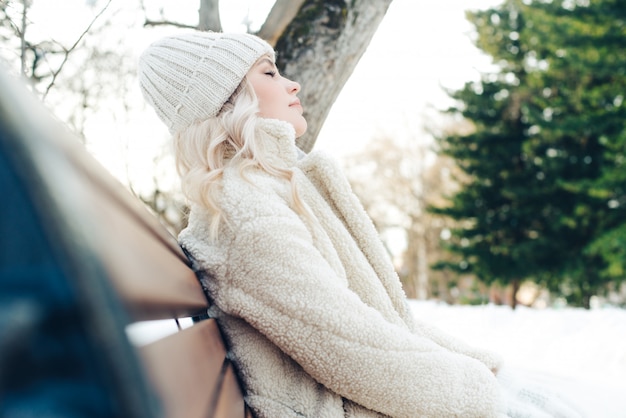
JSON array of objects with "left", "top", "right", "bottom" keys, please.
[{"left": 138, "top": 31, "right": 274, "bottom": 135}]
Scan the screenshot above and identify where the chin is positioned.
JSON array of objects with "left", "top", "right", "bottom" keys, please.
[
  {"left": 293, "top": 117, "right": 307, "bottom": 138},
  {"left": 295, "top": 123, "right": 307, "bottom": 138}
]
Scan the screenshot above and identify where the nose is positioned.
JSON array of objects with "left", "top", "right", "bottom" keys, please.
[{"left": 286, "top": 78, "right": 300, "bottom": 94}]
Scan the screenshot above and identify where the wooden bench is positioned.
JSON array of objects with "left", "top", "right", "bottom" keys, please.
[{"left": 0, "top": 69, "right": 250, "bottom": 417}]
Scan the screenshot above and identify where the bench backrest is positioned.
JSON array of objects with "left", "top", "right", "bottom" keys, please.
[{"left": 0, "top": 69, "right": 250, "bottom": 417}]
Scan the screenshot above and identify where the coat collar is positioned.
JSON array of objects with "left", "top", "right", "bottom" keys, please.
[{"left": 256, "top": 118, "right": 300, "bottom": 168}]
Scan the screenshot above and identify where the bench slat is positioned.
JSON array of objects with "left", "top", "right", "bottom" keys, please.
[
  {"left": 25, "top": 103, "right": 209, "bottom": 320},
  {"left": 140, "top": 319, "right": 242, "bottom": 418},
  {"left": 49, "top": 115, "right": 189, "bottom": 264},
  {"left": 214, "top": 364, "right": 248, "bottom": 418},
  {"left": 87, "top": 183, "right": 208, "bottom": 320}
]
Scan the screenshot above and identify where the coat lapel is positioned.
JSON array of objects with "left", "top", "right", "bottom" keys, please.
[{"left": 298, "top": 151, "right": 415, "bottom": 327}]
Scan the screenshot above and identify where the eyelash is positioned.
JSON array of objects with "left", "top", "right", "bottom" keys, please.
[{"left": 265, "top": 70, "right": 277, "bottom": 78}]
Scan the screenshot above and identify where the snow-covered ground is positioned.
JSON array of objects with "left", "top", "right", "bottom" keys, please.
[
  {"left": 128, "top": 301, "right": 626, "bottom": 417},
  {"left": 408, "top": 301, "right": 626, "bottom": 417}
]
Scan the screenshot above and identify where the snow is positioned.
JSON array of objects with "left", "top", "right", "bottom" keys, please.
[{"left": 408, "top": 300, "right": 626, "bottom": 417}]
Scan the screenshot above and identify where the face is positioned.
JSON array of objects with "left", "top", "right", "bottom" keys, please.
[{"left": 247, "top": 57, "right": 307, "bottom": 137}]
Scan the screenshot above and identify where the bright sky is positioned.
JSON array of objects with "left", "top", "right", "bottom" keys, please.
[
  {"left": 23, "top": 0, "right": 502, "bottom": 184},
  {"left": 315, "top": 0, "right": 501, "bottom": 156}
]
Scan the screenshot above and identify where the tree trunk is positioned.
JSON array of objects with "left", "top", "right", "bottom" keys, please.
[
  {"left": 511, "top": 279, "right": 520, "bottom": 310},
  {"left": 402, "top": 223, "right": 429, "bottom": 300},
  {"left": 415, "top": 224, "right": 428, "bottom": 300},
  {"left": 274, "top": 0, "right": 393, "bottom": 153},
  {"left": 582, "top": 293, "right": 591, "bottom": 310},
  {"left": 198, "top": 0, "right": 221, "bottom": 31}
]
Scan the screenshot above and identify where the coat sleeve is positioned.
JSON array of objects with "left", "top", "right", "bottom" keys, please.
[
  {"left": 303, "top": 153, "right": 505, "bottom": 375},
  {"left": 216, "top": 205, "right": 502, "bottom": 418},
  {"left": 409, "top": 317, "right": 504, "bottom": 373}
]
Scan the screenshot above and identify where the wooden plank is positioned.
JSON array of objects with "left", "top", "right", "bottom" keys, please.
[
  {"left": 87, "top": 184, "right": 208, "bottom": 320},
  {"left": 139, "top": 319, "right": 237, "bottom": 418},
  {"left": 24, "top": 105, "right": 210, "bottom": 320},
  {"left": 47, "top": 112, "right": 189, "bottom": 264},
  {"left": 213, "top": 363, "right": 248, "bottom": 418}
]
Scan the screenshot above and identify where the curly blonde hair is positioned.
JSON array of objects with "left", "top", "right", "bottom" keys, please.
[{"left": 173, "top": 74, "right": 313, "bottom": 240}]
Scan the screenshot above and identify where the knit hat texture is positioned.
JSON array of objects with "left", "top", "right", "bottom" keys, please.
[{"left": 138, "top": 31, "right": 274, "bottom": 135}]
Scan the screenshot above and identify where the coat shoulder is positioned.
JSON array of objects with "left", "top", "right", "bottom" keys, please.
[{"left": 220, "top": 166, "right": 292, "bottom": 221}]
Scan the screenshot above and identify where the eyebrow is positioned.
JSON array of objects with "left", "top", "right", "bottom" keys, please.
[{"left": 256, "top": 57, "right": 276, "bottom": 69}]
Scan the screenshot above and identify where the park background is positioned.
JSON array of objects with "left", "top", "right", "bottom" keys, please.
[{"left": 1, "top": 1, "right": 625, "bottom": 415}]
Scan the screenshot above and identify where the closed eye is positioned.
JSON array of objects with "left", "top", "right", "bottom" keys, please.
[{"left": 265, "top": 70, "right": 277, "bottom": 77}]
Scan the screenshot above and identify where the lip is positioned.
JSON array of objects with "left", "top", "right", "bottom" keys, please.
[{"left": 289, "top": 99, "right": 302, "bottom": 108}]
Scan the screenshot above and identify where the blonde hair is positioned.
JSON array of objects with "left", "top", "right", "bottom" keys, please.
[{"left": 174, "top": 75, "right": 313, "bottom": 240}]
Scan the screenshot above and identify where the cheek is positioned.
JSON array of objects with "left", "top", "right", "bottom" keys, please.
[{"left": 256, "top": 87, "right": 281, "bottom": 118}]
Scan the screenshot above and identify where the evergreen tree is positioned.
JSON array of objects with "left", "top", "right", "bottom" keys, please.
[
  {"left": 432, "top": 0, "right": 626, "bottom": 308},
  {"left": 526, "top": 0, "right": 626, "bottom": 306}
]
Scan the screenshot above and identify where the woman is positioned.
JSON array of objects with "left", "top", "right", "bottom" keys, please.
[{"left": 138, "top": 31, "right": 579, "bottom": 418}]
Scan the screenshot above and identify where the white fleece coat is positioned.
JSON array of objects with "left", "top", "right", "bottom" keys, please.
[{"left": 179, "top": 119, "right": 504, "bottom": 418}]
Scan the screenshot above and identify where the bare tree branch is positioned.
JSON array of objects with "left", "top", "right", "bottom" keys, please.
[
  {"left": 1, "top": 0, "right": 32, "bottom": 75},
  {"left": 257, "top": 0, "right": 305, "bottom": 46},
  {"left": 139, "top": 0, "right": 200, "bottom": 31},
  {"left": 143, "top": 19, "right": 197, "bottom": 30},
  {"left": 42, "top": 0, "right": 112, "bottom": 99},
  {"left": 1, "top": 1, "right": 22, "bottom": 35},
  {"left": 19, "top": 0, "right": 26, "bottom": 75}
]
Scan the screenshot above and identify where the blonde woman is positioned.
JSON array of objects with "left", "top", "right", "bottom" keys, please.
[{"left": 138, "top": 31, "right": 581, "bottom": 418}]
